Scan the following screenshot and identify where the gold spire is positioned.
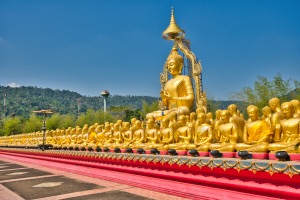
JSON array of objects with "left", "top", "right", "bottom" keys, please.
[{"left": 162, "top": 7, "right": 185, "bottom": 40}]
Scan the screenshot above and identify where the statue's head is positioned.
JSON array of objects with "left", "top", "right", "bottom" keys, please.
[
  {"left": 178, "top": 115, "right": 186, "bottom": 126},
  {"left": 262, "top": 106, "right": 271, "bottom": 117},
  {"left": 228, "top": 104, "right": 237, "bottom": 116},
  {"left": 290, "top": 99, "right": 300, "bottom": 111},
  {"left": 146, "top": 118, "right": 155, "bottom": 129},
  {"left": 197, "top": 112, "right": 206, "bottom": 124},
  {"left": 161, "top": 118, "right": 169, "bottom": 128},
  {"left": 269, "top": 97, "right": 280, "bottom": 111},
  {"left": 220, "top": 110, "right": 230, "bottom": 123},
  {"left": 281, "top": 102, "right": 294, "bottom": 119},
  {"left": 247, "top": 105, "right": 259, "bottom": 121},
  {"left": 167, "top": 47, "right": 183, "bottom": 76}
]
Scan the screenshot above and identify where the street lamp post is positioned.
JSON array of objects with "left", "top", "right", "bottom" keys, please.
[
  {"left": 101, "top": 90, "right": 110, "bottom": 122},
  {"left": 33, "top": 109, "right": 53, "bottom": 151}
]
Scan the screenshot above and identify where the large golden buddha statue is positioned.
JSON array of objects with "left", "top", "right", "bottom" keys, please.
[{"left": 147, "top": 47, "right": 194, "bottom": 120}]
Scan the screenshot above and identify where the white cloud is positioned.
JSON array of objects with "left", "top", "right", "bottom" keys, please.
[{"left": 7, "top": 83, "right": 21, "bottom": 88}]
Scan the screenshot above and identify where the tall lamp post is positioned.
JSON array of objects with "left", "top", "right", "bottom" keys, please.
[
  {"left": 33, "top": 109, "right": 53, "bottom": 151},
  {"left": 101, "top": 90, "right": 110, "bottom": 122}
]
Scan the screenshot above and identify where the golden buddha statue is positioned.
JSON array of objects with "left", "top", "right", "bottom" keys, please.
[
  {"left": 88, "top": 124, "right": 104, "bottom": 149},
  {"left": 101, "top": 122, "right": 113, "bottom": 148},
  {"left": 146, "top": 47, "right": 194, "bottom": 120},
  {"left": 228, "top": 104, "right": 245, "bottom": 143},
  {"left": 209, "top": 110, "right": 238, "bottom": 152},
  {"left": 269, "top": 97, "right": 284, "bottom": 141},
  {"left": 128, "top": 120, "right": 145, "bottom": 149},
  {"left": 62, "top": 128, "right": 72, "bottom": 149},
  {"left": 235, "top": 105, "right": 272, "bottom": 152},
  {"left": 79, "top": 127, "right": 89, "bottom": 149},
  {"left": 262, "top": 106, "right": 272, "bottom": 127},
  {"left": 144, "top": 119, "right": 160, "bottom": 150},
  {"left": 290, "top": 99, "right": 300, "bottom": 118},
  {"left": 157, "top": 118, "right": 174, "bottom": 150},
  {"left": 268, "top": 102, "right": 300, "bottom": 153},
  {"left": 188, "top": 112, "right": 213, "bottom": 151},
  {"left": 121, "top": 122, "right": 133, "bottom": 148},
  {"left": 188, "top": 112, "right": 197, "bottom": 142},
  {"left": 168, "top": 115, "right": 192, "bottom": 150},
  {"left": 213, "top": 109, "right": 223, "bottom": 142},
  {"left": 46, "top": 130, "right": 53, "bottom": 145},
  {"left": 67, "top": 128, "right": 76, "bottom": 149},
  {"left": 110, "top": 123, "right": 123, "bottom": 148},
  {"left": 206, "top": 112, "right": 213, "bottom": 126},
  {"left": 74, "top": 127, "right": 84, "bottom": 149}
]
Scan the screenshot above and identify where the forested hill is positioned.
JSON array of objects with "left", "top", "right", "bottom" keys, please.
[{"left": 0, "top": 86, "right": 158, "bottom": 118}]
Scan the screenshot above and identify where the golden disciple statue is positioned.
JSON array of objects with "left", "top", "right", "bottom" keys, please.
[
  {"left": 147, "top": 47, "right": 194, "bottom": 120},
  {"left": 235, "top": 105, "right": 272, "bottom": 152},
  {"left": 268, "top": 102, "right": 300, "bottom": 153},
  {"left": 269, "top": 97, "right": 284, "bottom": 141},
  {"left": 189, "top": 112, "right": 213, "bottom": 152},
  {"left": 209, "top": 110, "right": 238, "bottom": 152}
]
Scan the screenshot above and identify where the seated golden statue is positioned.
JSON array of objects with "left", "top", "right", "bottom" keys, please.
[
  {"left": 209, "top": 110, "right": 238, "bottom": 152},
  {"left": 168, "top": 115, "right": 192, "bottom": 150},
  {"left": 110, "top": 123, "right": 123, "bottom": 148},
  {"left": 228, "top": 104, "right": 245, "bottom": 143},
  {"left": 146, "top": 47, "right": 194, "bottom": 120},
  {"left": 74, "top": 128, "right": 84, "bottom": 149},
  {"left": 157, "top": 118, "right": 174, "bottom": 150},
  {"left": 87, "top": 125, "right": 101, "bottom": 149},
  {"left": 143, "top": 119, "right": 160, "bottom": 150},
  {"left": 188, "top": 113, "right": 213, "bottom": 151},
  {"left": 100, "top": 122, "right": 113, "bottom": 148},
  {"left": 235, "top": 105, "right": 272, "bottom": 152},
  {"left": 268, "top": 102, "right": 300, "bottom": 153},
  {"left": 66, "top": 128, "right": 76, "bottom": 149},
  {"left": 262, "top": 106, "right": 272, "bottom": 127},
  {"left": 121, "top": 122, "right": 133, "bottom": 148},
  {"left": 269, "top": 97, "right": 284, "bottom": 141},
  {"left": 128, "top": 120, "right": 145, "bottom": 149}
]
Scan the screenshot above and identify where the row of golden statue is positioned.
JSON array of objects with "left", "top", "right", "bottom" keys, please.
[
  {"left": 1, "top": 9, "right": 299, "bottom": 156},
  {"left": 1, "top": 98, "right": 299, "bottom": 154}
]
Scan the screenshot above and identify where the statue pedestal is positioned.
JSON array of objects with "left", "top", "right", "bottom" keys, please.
[
  {"left": 177, "top": 150, "right": 187, "bottom": 156},
  {"left": 211, "top": 152, "right": 235, "bottom": 158},
  {"left": 1, "top": 148, "right": 300, "bottom": 199},
  {"left": 269, "top": 153, "right": 300, "bottom": 161},
  {"left": 120, "top": 149, "right": 126, "bottom": 153},
  {"left": 235, "top": 152, "right": 268, "bottom": 159},
  {"left": 159, "top": 150, "right": 168, "bottom": 155},
  {"left": 145, "top": 150, "right": 151, "bottom": 154},
  {"left": 187, "top": 151, "right": 209, "bottom": 157}
]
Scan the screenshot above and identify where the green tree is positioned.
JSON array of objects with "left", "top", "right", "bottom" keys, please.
[
  {"left": 23, "top": 114, "right": 42, "bottom": 133},
  {"left": 230, "top": 73, "right": 298, "bottom": 110},
  {"left": 3, "top": 117, "right": 23, "bottom": 135},
  {"left": 140, "top": 100, "right": 158, "bottom": 118},
  {"left": 60, "top": 114, "right": 76, "bottom": 129},
  {"left": 46, "top": 113, "right": 62, "bottom": 130}
]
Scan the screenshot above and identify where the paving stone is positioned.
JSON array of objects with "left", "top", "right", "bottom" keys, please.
[
  {"left": 64, "top": 190, "right": 153, "bottom": 200},
  {"left": 2, "top": 176, "right": 104, "bottom": 200},
  {"left": 0, "top": 168, "right": 52, "bottom": 181}
]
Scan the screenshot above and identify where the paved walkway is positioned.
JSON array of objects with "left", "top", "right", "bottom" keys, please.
[{"left": 0, "top": 157, "right": 187, "bottom": 200}]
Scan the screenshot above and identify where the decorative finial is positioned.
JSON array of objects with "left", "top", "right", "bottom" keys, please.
[{"left": 162, "top": 7, "right": 185, "bottom": 40}]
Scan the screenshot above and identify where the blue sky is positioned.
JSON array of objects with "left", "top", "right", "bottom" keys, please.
[{"left": 0, "top": 0, "right": 299, "bottom": 100}]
